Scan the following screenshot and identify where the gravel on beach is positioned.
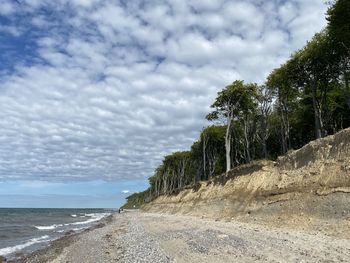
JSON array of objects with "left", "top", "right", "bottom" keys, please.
[{"left": 13, "top": 211, "right": 350, "bottom": 263}]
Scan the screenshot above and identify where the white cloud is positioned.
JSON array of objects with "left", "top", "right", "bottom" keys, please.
[
  {"left": 122, "top": 190, "right": 130, "bottom": 194},
  {"left": 0, "top": 0, "right": 328, "bottom": 182},
  {"left": 0, "top": 25, "right": 22, "bottom": 36},
  {"left": 0, "top": 0, "right": 15, "bottom": 15}
]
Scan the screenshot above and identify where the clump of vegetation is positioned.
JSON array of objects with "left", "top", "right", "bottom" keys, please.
[
  {"left": 123, "top": 0, "right": 350, "bottom": 208},
  {"left": 121, "top": 191, "right": 148, "bottom": 209}
]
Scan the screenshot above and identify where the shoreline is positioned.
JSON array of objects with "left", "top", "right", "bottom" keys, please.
[
  {"left": 4, "top": 211, "right": 350, "bottom": 262},
  {"left": 5, "top": 214, "right": 115, "bottom": 263}
]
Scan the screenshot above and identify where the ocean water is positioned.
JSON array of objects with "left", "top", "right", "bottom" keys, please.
[{"left": 0, "top": 208, "right": 114, "bottom": 259}]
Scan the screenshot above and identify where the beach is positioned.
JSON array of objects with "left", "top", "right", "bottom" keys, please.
[{"left": 10, "top": 210, "right": 350, "bottom": 263}]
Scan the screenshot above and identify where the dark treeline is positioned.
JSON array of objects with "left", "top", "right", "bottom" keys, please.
[{"left": 124, "top": 0, "right": 350, "bottom": 207}]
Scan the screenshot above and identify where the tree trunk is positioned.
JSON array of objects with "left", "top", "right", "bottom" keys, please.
[
  {"left": 163, "top": 177, "right": 167, "bottom": 194},
  {"left": 202, "top": 135, "right": 208, "bottom": 180},
  {"left": 155, "top": 180, "right": 158, "bottom": 197},
  {"left": 225, "top": 115, "right": 233, "bottom": 172},
  {"left": 280, "top": 118, "right": 286, "bottom": 154},
  {"left": 243, "top": 116, "right": 251, "bottom": 163},
  {"left": 279, "top": 104, "right": 288, "bottom": 154},
  {"left": 209, "top": 153, "right": 217, "bottom": 178},
  {"left": 344, "top": 69, "right": 350, "bottom": 109},
  {"left": 262, "top": 117, "right": 268, "bottom": 159},
  {"left": 311, "top": 78, "right": 323, "bottom": 139},
  {"left": 180, "top": 159, "right": 186, "bottom": 189},
  {"left": 278, "top": 87, "right": 289, "bottom": 154},
  {"left": 285, "top": 109, "right": 291, "bottom": 149}
]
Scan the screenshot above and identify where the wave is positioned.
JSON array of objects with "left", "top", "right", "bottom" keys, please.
[
  {"left": 35, "top": 224, "right": 63, "bottom": 230},
  {"left": 35, "top": 213, "right": 110, "bottom": 231},
  {"left": 71, "top": 214, "right": 77, "bottom": 218},
  {"left": 72, "top": 226, "right": 88, "bottom": 231},
  {"left": 70, "top": 213, "right": 110, "bottom": 226},
  {"left": 35, "top": 213, "right": 111, "bottom": 230},
  {"left": 0, "top": 235, "right": 50, "bottom": 256}
]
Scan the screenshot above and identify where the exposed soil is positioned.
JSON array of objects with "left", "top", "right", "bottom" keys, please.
[{"left": 143, "top": 128, "right": 350, "bottom": 238}]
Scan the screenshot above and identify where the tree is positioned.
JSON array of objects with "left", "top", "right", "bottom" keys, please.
[
  {"left": 200, "top": 125, "right": 226, "bottom": 179},
  {"left": 295, "top": 31, "right": 341, "bottom": 138},
  {"left": 206, "top": 80, "right": 257, "bottom": 172},
  {"left": 190, "top": 140, "right": 203, "bottom": 184},
  {"left": 256, "top": 85, "right": 274, "bottom": 159},
  {"left": 327, "top": 0, "right": 350, "bottom": 52},
  {"left": 266, "top": 63, "right": 298, "bottom": 153},
  {"left": 327, "top": 0, "right": 350, "bottom": 103}
]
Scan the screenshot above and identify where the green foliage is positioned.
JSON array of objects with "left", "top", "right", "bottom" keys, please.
[
  {"left": 122, "top": 190, "right": 148, "bottom": 209},
  {"left": 207, "top": 80, "right": 257, "bottom": 121},
  {"left": 327, "top": 0, "right": 350, "bottom": 51}
]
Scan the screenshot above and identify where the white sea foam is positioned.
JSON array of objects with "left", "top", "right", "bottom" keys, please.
[
  {"left": 72, "top": 227, "right": 88, "bottom": 231},
  {"left": 35, "top": 224, "right": 63, "bottom": 230},
  {"left": 70, "top": 213, "right": 110, "bottom": 226},
  {"left": 0, "top": 235, "right": 50, "bottom": 256},
  {"left": 35, "top": 213, "right": 110, "bottom": 230},
  {"left": 71, "top": 214, "right": 77, "bottom": 218},
  {"left": 84, "top": 213, "right": 95, "bottom": 217}
]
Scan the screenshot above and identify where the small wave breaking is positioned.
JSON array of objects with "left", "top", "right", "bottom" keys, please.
[
  {"left": 34, "top": 213, "right": 110, "bottom": 231},
  {"left": 35, "top": 224, "right": 63, "bottom": 230},
  {"left": 0, "top": 235, "right": 50, "bottom": 256},
  {"left": 70, "top": 213, "right": 110, "bottom": 225}
]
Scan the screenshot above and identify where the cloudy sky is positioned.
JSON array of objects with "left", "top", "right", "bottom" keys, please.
[{"left": 0, "top": 0, "right": 327, "bottom": 208}]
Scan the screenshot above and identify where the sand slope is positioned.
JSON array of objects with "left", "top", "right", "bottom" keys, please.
[{"left": 143, "top": 128, "right": 350, "bottom": 237}]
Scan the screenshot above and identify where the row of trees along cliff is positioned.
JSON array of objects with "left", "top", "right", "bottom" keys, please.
[{"left": 123, "top": 0, "right": 350, "bottom": 209}]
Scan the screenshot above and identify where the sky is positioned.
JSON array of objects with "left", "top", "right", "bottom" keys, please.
[{"left": 0, "top": 0, "right": 328, "bottom": 208}]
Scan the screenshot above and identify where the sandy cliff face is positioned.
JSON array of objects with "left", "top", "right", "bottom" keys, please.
[{"left": 143, "top": 128, "right": 350, "bottom": 236}]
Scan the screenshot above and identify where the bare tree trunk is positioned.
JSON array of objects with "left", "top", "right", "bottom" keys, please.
[
  {"left": 158, "top": 179, "right": 161, "bottom": 196},
  {"left": 178, "top": 159, "right": 186, "bottom": 189},
  {"left": 311, "top": 78, "right": 323, "bottom": 139},
  {"left": 257, "top": 86, "right": 272, "bottom": 159},
  {"left": 344, "top": 68, "right": 350, "bottom": 109},
  {"left": 163, "top": 176, "right": 167, "bottom": 194},
  {"left": 169, "top": 173, "right": 174, "bottom": 193},
  {"left": 155, "top": 179, "right": 158, "bottom": 197},
  {"left": 208, "top": 152, "right": 217, "bottom": 178},
  {"left": 243, "top": 116, "right": 251, "bottom": 163},
  {"left": 280, "top": 116, "right": 286, "bottom": 154},
  {"left": 285, "top": 109, "right": 291, "bottom": 149},
  {"left": 202, "top": 134, "right": 208, "bottom": 180},
  {"left": 232, "top": 128, "right": 240, "bottom": 166},
  {"left": 278, "top": 99, "right": 290, "bottom": 154},
  {"left": 277, "top": 86, "right": 289, "bottom": 154},
  {"left": 225, "top": 115, "right": 233, "bottom": 172},
  {"left": 262, "top": 119, "right": 268, "bottom": 159},
  {"left": 157, "top": 180, "right": 160, "bottom": 196}
]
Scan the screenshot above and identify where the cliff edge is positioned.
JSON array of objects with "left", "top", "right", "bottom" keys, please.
[{"left": 143, "top": 128, "right": 350, "bottom": 237}]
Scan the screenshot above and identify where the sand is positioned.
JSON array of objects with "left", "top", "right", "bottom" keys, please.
[{"left": 12, "top": 210, "right": 350, "bottom": 263}]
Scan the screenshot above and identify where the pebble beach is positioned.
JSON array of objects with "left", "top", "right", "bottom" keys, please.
[{"left": 10, "top": 211, "right": 350, "bottom": 263}]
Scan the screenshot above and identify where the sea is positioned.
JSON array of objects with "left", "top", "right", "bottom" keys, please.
[{"left": 0, "top": 208, "right": 114, "bottom": 260}]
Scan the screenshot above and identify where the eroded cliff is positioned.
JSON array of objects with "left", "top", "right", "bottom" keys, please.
[{"left": 143, "top": 128, "right": 350, "bottom": 236}]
